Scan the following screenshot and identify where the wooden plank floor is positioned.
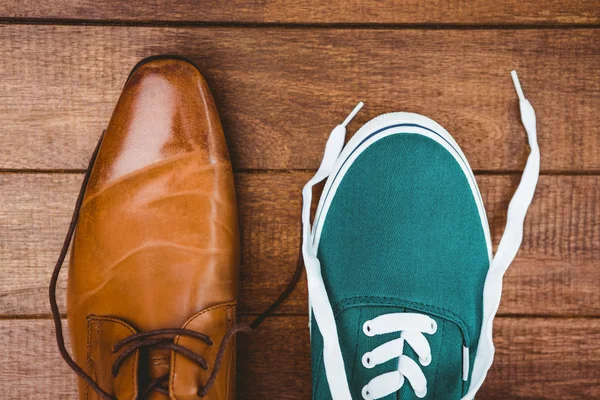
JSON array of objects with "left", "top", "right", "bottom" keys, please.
[{"left": 0, "top": 2, "right": 598, "bottom": 399}]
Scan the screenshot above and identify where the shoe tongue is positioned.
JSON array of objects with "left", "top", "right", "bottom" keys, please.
[
  {"left": 143, "top": 348, "right": 171, "bottom": 396},
  {"left": 339, "top": 306, "right": 467, "bottom": 399}
]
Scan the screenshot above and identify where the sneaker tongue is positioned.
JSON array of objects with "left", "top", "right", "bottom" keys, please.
[{"left": 339, "top": 306, "right": 467, "bottom": 400}]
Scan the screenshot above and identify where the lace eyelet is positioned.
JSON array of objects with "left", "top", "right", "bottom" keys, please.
[
  {"left": 363, "top": 321, "right": 375, "bottom": 337},
  {"left": 362, "top": 352, "right": 375, "bottom": 369},
  {"left": 362, "top": 385, "right": 373, "bottom": 400},
  {"left": 429, "top": 319, "right": 437, "bottom": 334},
  {"left": 419, "top": 354, "right": 432, "bottom": 367}
]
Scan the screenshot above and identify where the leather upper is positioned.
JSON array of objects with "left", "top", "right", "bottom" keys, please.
[{"left": 67, "top": 58, "right": 239, "bottom": 399}]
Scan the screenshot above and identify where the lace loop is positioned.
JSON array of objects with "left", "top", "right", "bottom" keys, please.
[
  {"left": 361, "top": 312, "right": 435, "bottom": 400},
  {"left": 363, "top": 313, "right": 437, "bottom": 336},
  {"left": 110, "top": 328, "right": 217, "bottom": 379},
  {"left": 112, "top": 328, "right": 213, "bottom": 352},
  {"left": 362, "top": 371, "right": 405, "bottom": 400},
  {"left": 362, "top": 337, "right": 404, "bottom": 368},
  {"left": 398, "top": 356, "right": 428, "bottom": 398}
]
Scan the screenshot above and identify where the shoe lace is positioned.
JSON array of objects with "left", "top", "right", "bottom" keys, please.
[
  {"left": 48, "top": 131, "right": 305, "bottom": 399},
  {"left": 360, "top": 313, "right": 437, "bottom": 400}
]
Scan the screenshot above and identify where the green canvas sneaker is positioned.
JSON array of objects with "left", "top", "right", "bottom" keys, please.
[{"left": 301, "top": 72, "right": 540, "bottom": 400}]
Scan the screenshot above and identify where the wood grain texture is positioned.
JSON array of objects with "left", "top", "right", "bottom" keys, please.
[
  {"left": 1, "top": 317, "right": 599, "bottom": 399},
  {"left": 1, "top": 172, "right": 598, "bottom": 317},
  {"left": 1, "top": 0, "right": 599, "bottom": 25},
  {"left": 0, "top": 1, "right": 598, "bottom": 397},
  {"left": 0, "top": 25, "right": 599, "bottom": 172}
]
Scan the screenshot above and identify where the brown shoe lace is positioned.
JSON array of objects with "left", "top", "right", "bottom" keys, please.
[{"left": 49, "top": 132, "right": 304, "bottom": 399}]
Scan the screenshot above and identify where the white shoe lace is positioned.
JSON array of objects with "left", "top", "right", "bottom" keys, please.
[
  {"left": 361, "top": 313, "right": 438, "bottom": 400},
  {"left": 301, "top": 102, "right": 364, "bottom": 400},
  {"left": 302, "top": 71, "right": 539, "bottom": 400}
]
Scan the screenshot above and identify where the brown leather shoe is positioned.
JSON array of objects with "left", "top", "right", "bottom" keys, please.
[{"left": 51, "top": 56, "right": 244, "bottom": 399}]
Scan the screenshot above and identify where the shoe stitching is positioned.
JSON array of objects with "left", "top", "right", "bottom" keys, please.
[
  {"left": 333, "top": 296, "right": 471, "bottom": 346},
  {"left": 169, "top": 302, "right": 237, "bottom": 400},
  {"left": 85, "top": 318, "right": 93, "bottom": 400},
  {"left": 350, "top": 307, "right": 363, "bottom": 384},
  {"left": 432, "top": 319, "right": 445, "bottom": 400},
  {"left": 225, "top": 306, "right": 233, "bottom": 400},
  {"left": 312, "top": 321, "right": 325, "bottom": 399},
  {"left": 86, "top": 315, "right": 138, "bottom": 399}
]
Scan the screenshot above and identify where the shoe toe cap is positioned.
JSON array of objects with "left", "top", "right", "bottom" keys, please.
[{"left": 88, "top": 57, "right": 229, "bottom": 195}]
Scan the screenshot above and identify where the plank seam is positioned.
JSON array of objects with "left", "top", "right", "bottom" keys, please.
[{"left": 1, "top": 19, "right": 600, "bottom": 29}]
